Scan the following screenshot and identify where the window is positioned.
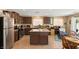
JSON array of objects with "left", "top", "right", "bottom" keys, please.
[
  {"left": 32, "top": 16, "right": 43, "bottom": 26},
  {"left": 54, "top": 17, "right": 64, "bottom": 26}
]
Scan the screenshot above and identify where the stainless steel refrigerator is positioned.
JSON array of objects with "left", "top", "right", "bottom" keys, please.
[{"left": 0, "top": 15, "right": 14, "bottom": 49}]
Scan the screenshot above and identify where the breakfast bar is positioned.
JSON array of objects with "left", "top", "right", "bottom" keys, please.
[{"left": 30, "top": 29, "right": 50, "bottom": 45}]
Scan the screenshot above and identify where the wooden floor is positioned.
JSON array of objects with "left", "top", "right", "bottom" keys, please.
[{"left": 13, "top": 30, "right": 62, "bottom": 49}]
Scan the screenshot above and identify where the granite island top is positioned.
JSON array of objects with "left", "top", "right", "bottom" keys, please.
[{"left": 30, "top": 29, "right": 50, "bottom": 32}]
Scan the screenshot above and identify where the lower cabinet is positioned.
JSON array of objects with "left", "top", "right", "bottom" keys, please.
[
  {"left": 30, "top": 32, "right": 40, "bottom": 44},
  {"left": 40, "top": 32, "right": 48, "bottom": 44},
  {"left": 30, "top": 32, "right": 48, "bottom": 45},
  {"left": 14, "top": 30, "right": 19, "bottom": 42}
]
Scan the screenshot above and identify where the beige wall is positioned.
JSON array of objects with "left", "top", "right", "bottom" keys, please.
[{"left": 63, "top": 16, "right": 72, "bottom": 34}]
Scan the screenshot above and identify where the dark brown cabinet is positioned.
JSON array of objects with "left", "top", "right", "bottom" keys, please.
[
  {"left": 22, "top": 17, "right": 32, "bottom": 24},
  {"left": 40, "top": 32, "right": 48, "bottom": 44},
  {"left": 30, "top": 29, "right": 49, "bottom": 45},
  {"left": 14, "top": 30, "right": 19, "bottom": 42},
  {"left": 13, "top": 13, "right": 22, "bottom": 24},
  {"left": 30, "top": 32, "right": 40, "bottom": 44},
  {"left": 4, "top": 11, "right": 22, "bottom": 24},
  {"left": 43, "top": 17, "right": 50, "bottom": 24}
]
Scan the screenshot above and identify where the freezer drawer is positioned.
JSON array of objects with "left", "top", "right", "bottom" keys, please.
[{"left": 6, "top": 28, "right": 14, "bottom": 49}]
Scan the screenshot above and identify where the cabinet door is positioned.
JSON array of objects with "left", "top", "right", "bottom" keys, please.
[
  {"left": 30, "top": 32, "right": 40, "bottom": 44},
  {"left": 22, "top": 17, "right": 32, "bottom": 24},
  {"left": 40, "top": 32, "right": 48, "bottom": 44},
  {"left": 14, "top": 31, "right": 18, "bottom": 42},
  {"left": 43, "top": 17, "right": 50, "bottom": 24}
]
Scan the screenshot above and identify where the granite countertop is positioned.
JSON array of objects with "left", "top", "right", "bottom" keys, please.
[
  {"left": 30, "top": 29, "right": 50, "bottom": 32},
  {"left": 14, "top": 29, "right": 18, "bottom": 31}
]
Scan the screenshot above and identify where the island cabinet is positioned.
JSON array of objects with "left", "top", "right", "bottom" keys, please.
[
  {"left": 30, "top": 32, "right": 40, "bottom": 44},
  {"left": 30, "top": 29, "right": 50, "bottom": 45},
  {"left": 40, "top": 32, "right": 48, "bottom": 44}
]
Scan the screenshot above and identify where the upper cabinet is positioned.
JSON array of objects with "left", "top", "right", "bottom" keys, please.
[
  {"left": 43, "top": 17, "right": 50, "bottom": 24},
  {"left": 3, "top": 11, "right": 32, "bottom": 24},
  {"left": 11, "top": 12, "right": 21, "bottom": 24},
  {"left": 8, "top": 12, "right": 22, "bottom": 24},
  {"left": 22, "top": 17, "right": 32, "bottom": 24}
]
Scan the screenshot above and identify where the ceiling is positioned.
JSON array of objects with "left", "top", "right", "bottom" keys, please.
[{"left": 6, "top": 9, "right": 79, "bottom": 17}]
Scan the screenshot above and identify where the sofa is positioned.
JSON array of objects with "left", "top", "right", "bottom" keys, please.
[{"left": 58, "top": 31, "right": 68, "bottom": 39}]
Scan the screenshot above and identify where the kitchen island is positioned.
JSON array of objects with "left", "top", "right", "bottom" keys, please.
[{"left": 30, "top": 29, "right": 50, "bottom": 45}]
